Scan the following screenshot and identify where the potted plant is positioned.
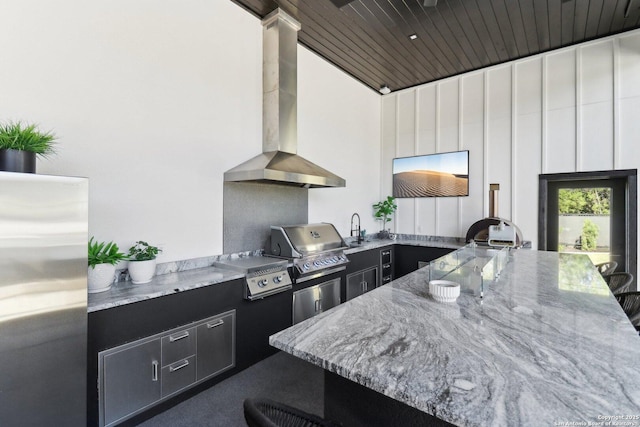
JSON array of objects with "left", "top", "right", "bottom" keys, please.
[
  {"left": 127, "top": 241, "right": 162, "bottom": 284},
  {"left": 373, "top": 196, "right": 397, "bottom": 239},
  {"left": 88, "top": 237, "right": 127, "bottom": 293},
  {"left": 0, "top": 121, "right": 56, "bottom": 173}
]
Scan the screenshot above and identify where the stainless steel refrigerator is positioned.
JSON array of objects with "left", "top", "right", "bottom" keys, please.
[{"left": 0, "top": 171, "right": 88, "bottom": 426}]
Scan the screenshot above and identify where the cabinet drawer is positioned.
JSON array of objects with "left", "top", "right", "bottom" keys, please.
[
  {"left": 162, "top": 327, "right": 196, "bottom": 366},
  {"left": 162, "top": 355, "right": 196, "bottom": 397},
  {"left": 196, "top": 313, "right": 235, "bottom": 380}
]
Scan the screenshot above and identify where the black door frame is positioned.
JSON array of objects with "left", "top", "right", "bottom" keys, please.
[{"left": 538, "top": 169, "right": 637, "bottom": 289}]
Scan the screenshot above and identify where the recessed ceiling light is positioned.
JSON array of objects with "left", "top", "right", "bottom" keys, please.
[{"left": 409, "top": 34, "right": 418, "bottom": 40}]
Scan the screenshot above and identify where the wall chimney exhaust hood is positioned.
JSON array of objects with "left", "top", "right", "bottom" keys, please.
[{"left": 224, "top": 9, "right": 346, "bottom": 189}]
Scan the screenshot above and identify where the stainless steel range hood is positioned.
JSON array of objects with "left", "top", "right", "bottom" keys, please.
[{"left": 224, "top": 9, "right": 346, "bottom": 188}]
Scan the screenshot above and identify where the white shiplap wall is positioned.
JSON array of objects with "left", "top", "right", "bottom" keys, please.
[{"left": 381, "top": 29, "right": 640, "bottom": 250}]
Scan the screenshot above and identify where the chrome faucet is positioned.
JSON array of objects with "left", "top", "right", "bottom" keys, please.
[{"left": 350, "top": 213, "right": 362, "bottom": 244}]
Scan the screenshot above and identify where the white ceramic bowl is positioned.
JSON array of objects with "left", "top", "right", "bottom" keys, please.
[{"left": 428, "top": 280, "right": 461, "bottom": 303}]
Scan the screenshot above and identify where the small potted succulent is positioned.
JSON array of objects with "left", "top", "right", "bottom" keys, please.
[
  {"left": 373, "top": 196, "right": 397, "bottom": 239},
  {"left": 0, "top": 121, "right": 57, "bottom": 173},
  {"left": 127, "top": 241, "right": 162, "bottom": 284},
  {"left": 88, "top": 237, "right": 127, "bottom": 293}
]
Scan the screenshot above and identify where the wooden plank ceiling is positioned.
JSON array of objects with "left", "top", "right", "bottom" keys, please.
[{"left": 230, "top": 0, "right": 640, "bottom": 93}]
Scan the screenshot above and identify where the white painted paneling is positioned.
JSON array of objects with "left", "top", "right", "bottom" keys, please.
[
  {"left": 395, "top": 91, "right": 417, "bottom": 233},
  {"left": 437, "top": 79, "right": 461, "bottom": 236},
  {"left": 618, "top": 97, "right": 640, "bottom": 170},
  {"left": 546, "top": 50, "right": 577, "bottom": 110},
  {"left": 381, "top": 95, "right": 398, "bottom": 231},
  {"left": 581, "top": 41, "right": 614, "bottom": 104},
  {"left": 382, "top": 28, "right": 640, "bottom": 250},
  {"left": 581, "top": 102, "right": 614, "bottom": 171},
  {"left": 381, "top": 96, "right": 398, "bottom": 193},
  {"left": 516, "top": 59, "right": 543, "bottom": 115},
  {"left": 460, "top": 73, "right": 485, "bottom": 232},
  {"left": 619, "top": 32, "right": 640, "bottom": 98},
  {"left": 545, "top": 50, "right": 577, "bottom": 174},
  {"left": 579, "top": 41, "right": 614, "bottom": 171},
  {"left": 515, "top": 59, "right": 542, "bottom": 247},
  {"left": 438, "top": 80, "right": 460, "bottom": 152},
  {"left": 546, "top": 107, "right": 577, "bottom": 173},
  {"left": 486, "top": 65, "right": 512, "bottom": 221},
  {"left": 397, "top": 91, "right": 417, "bottom": 157},
  {"left": 416, "top": 86, "right": 437, "bottom": 235},
  {"left": 618, "top": 32, "right": 640, "bottom": 175}
]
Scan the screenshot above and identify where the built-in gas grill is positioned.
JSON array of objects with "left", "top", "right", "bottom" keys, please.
[
  {"left": 213, "top": 256, "right": 292, "bottom": 300},
  {"left": 267, "top": 223, "right": 349, "bottom": 283}
]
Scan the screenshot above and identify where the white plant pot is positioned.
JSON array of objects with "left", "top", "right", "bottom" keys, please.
[
  {"left": 128, "top": 259, "right": 157, "bottom": 284},
  {"left": 88, "top": 264, "right": 116, "bottom": 293}
]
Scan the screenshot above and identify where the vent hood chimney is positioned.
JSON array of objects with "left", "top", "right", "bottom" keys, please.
[{"left": 224, "top": 9, "right": 346, "bottom": 188}]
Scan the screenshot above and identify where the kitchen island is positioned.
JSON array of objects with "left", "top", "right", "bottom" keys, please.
[{"left": 270, "top": 249, "right": 640, "bottom": 426}]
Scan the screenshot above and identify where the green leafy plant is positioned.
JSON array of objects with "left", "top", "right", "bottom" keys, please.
[
  {"left": 88, "top": 237, "right": 127, "bottom": 268},
  {"left": 0, "top": 121, "right": 57, "bottom": 157},
  {"left": 372, "top": 196, "right": 397, "bottom": 229},
  {"left": 128, "top": 241, "right": 162, "bottom": 261},
  {"left": 581, "top": 219, "right": 599, "bottom": 252}
]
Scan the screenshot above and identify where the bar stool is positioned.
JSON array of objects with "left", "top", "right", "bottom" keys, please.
[
  {"left": 595, "top": 261, "right": 618, "bottom": 276},
  {"left": 243, "top": 398, "right": 339, "bottom": 427},
  {"left": 615, "top": 292, "right": 640, "bottom": 334},
  {"left": 603, "top": 272, "right": 634, "bottom": 295}
]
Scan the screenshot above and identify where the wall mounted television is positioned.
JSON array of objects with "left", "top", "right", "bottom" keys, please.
[{"left": 392, "top": 150, "right": 469, "bottom": 198}]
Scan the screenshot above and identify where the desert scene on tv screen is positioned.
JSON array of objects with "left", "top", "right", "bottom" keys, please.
[{"left": 393, "top": 152, "right": 468, "bottom": 198}]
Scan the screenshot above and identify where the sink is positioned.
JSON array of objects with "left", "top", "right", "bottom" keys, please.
[{"left": 348, "top": 240, "right": 370, "bottom": 248}]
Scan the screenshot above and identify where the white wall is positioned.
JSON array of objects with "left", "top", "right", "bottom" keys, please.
[
  {"left": 0, "top": 0, "right": 381, "bottom": 261},
  {"left": 299, "top": 47, "right": 381, "bottom": 236},
  {"left": 381, "top": 30, "right": 640, "bottom": 251}
]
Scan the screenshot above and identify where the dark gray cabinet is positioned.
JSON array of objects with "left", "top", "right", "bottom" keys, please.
[
  {"left": 293, "top": 278, "right": 341, "bottom": 324},
  {"left": 394, "top": 245, "right": 454, "bottom": 278},
  {"left": 98, "top": 310, "right": 235, "bottom": 427},
  {"left": 346, "top": 266, "right": 377, "bottom": 301}
]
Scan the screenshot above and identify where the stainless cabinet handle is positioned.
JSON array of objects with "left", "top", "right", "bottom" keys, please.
[
  {"left": 152, "top": 361, "right": 158, "bottom": 381},
  {"left": 315, "top": 299, "right": 322, "bottom": 312},
  {"left": 169, "top": 331, "right": 190, "bottom": 342},
  {"left": 362, "top": 281, "right": 367, "bottom": 292},
  {"left": 207, "top": 319, "right": 224, "bottom": 329},
  {"left": 169, "top": 359, "right": 190, "bottom": 373}
]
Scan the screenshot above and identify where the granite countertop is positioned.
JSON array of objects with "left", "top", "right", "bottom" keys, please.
[
  {"left": 87, "top": 267, "right": 243, "bottom": 313},
  {"left": 88, "top": 235, "right": 464, "bottom": 313},
  {"left": 344, "top": 235, "right": 464, "bottom": 254},
  {"left": 270, "top": 250, "right": 640, "bottom": 426}
]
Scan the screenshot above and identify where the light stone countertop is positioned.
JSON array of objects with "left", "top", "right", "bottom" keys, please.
[
  {"left": 87, "top": 235, "right": 464, "bottom": 313},
  {"left": 270, "top": 250, "right": 640, "bottom": 426},
  {"left": 87, "top": 267, "right": 243, "bottom": 313}
]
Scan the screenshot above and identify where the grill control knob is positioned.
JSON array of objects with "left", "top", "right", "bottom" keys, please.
[
  {"left": 274, "top": 275, "right": 282, "bottom": 283},
  {"left": 303, "top": 263, "right": 311, "bottom": 270},
  {"left": 258, "top": 279, "right": 269, "bottom": 288}
]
